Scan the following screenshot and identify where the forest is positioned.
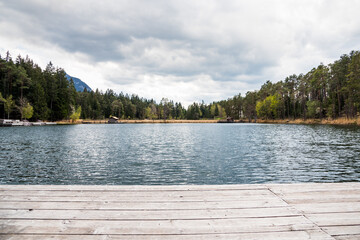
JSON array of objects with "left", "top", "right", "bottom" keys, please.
[{"left": 0, "top": 50, "right": 359, "bottom": 121}]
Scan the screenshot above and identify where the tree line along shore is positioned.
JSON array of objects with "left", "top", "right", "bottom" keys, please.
[
  {"left": 0, "top": 50, "right": 359, "bottom": 125},
  {"left": 55, "top": 117, "right": 359, "bottom": 126}
]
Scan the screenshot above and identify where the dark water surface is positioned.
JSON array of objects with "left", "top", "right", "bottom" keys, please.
[{"left": 1, "top": 123, "right": 359, "bottom": 185}]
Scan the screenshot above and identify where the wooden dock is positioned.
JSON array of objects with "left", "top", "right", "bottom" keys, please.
[{"left": 0, "top": 183, "right": 359, "bottom": 239}]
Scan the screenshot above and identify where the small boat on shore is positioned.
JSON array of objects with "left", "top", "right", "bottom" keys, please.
[
  {"left": 22, "top": 120, "right": 32, "bottom": 126},
  {"left": 32, "top": 120, "right": 46, "bottom": 126},
  {"left": 0, "top": 119, "right": 57, "bottom": 127},
  {"left": 0, "top": 119, "right": 13, "bottom": 126},
  {"left": 11, "top": 120, "right": 24, "bottom": 126}
]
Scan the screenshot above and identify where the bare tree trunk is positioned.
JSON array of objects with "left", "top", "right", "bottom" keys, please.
[{"left": 337, "top": 85, "right": 341, "bottom": 117}]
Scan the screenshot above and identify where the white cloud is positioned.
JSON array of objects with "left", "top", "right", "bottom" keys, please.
[
  {"left": 116, "top": 37, "right": 206, "bottom": 74},
  {"left": 111, "top": 74, "right": 253, "bottom": 107},
  {"left": 1, "top": 0, "right": 360, "bottom": 106}
]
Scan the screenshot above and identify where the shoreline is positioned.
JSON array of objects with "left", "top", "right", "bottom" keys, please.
[
  {"left": 56, "top": 117, "right": 360, "bottom": 126},
  {"left": 256, "top": 117, "right": 360, "bottom": 126},
  {"left": 57, "top": 119, "right": 220, "bottom": 124}
]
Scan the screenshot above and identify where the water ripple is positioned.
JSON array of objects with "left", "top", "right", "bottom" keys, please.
[{"left": 0, "top": 123, "right": 359, "bottom": 184}]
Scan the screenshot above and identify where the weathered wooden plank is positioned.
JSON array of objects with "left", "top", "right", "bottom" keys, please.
[
  {"left": 267, "top": 183, "right": 360, "bottom": 193},
  {"left": 0, "top": 189, "right": 272, "bottom": 198},
  {"left": 0, "top": 189, "right": 275, "bottom": 202},
  {"left": 272, "top": 190, "right": 360, "bottom": 204},
  {"left": 322, "top": 225, "right": 360, "bottom": 236},
  {"left": 0, "top": 217, "right": 317, "bottom": 234},
  {"left": 275, "top": 190, "right": 360, "bottom": 198},
  {"left": 0, "top": 194, "right": 275, "bottom": 202},
  {"left": 275, "top": 189, "right": 360, "bottom": 197},
  {"left": 3, "top": 183, "right": 360, "bottom": 239},
  {"left": 269, "top": 182, "right": 360, "bottom": 188},
  {"left": 0, "top": 199, "right": 287, "bottom": 210},
  {"left": 307, "top": 212, "right": 360, "bottom": 226},
  {"left": 335, "top": 235, "right": 360, "bottom": 240},
  {"left": 289, "top": 203, "right": 360, "bottom": 214},
  {"left": 0, "top": 207, "right": 301, "bottom": 220},
  {"left": 282, "top": 191, "right": 360, "bottom": 204},
  {"left": 0, "top": 230, "right": 335, "bottom": 240},
  {"left": 0, "top": 184, "right": 266, "bottom": 191},
  {"left": 286, "top": 198, "right": 360, "bottom": 204}
]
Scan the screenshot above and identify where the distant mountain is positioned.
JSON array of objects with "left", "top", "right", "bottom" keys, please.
[{"left": 65, "top": 73, "right": 92, "bottom": 92}]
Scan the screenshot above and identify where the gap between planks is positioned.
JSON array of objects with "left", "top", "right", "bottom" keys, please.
[{"left": 2, "top": 183, "right": 360, "bottom": 239}]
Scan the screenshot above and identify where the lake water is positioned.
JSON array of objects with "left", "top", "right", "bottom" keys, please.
[{"left": 0, "top": 123, "right": 359, "bottom": 185}]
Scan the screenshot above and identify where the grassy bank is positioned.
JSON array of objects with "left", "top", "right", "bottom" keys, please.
[
  {"left": 119, "top": 119, "right": 219, "bottom": 123},
  {"left": 256, "top": 117, "right": 360, "bottom": 126},
  {"left": 57, "top": 119, "right": 219, "bottom": 124},
  {"left": 56, "top": 117, "right": 360, "bottom": 126}
]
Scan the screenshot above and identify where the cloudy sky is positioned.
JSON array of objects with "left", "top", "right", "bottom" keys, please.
[{"left": 1, "top": 0, "right": 360, "bottom": 106}]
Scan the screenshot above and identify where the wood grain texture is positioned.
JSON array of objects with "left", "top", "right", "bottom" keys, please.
[
  {"left": 0, "top": 230, "right": 335, "bottom": 240},
  {"left": 1, "top": 183, "right": 359, "bottom": 239}
]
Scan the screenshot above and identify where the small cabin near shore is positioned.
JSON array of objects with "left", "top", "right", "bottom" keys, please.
[
  {"left": 226, "top": 117, "right": 234, "bottom": 123},
  {"left": 217, "top": 116, "right": 234, "bottom": 123},
  {"left": 108, "top": 116, "right": 119, "bottom": 124}
]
